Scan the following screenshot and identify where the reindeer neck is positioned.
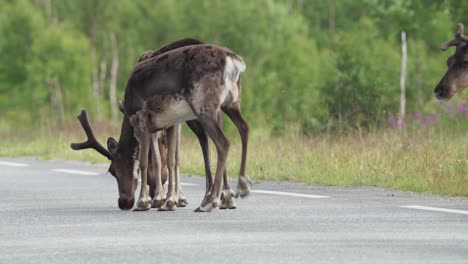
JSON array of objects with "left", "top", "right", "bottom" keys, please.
[{"left": 117, "top": 115, "right": 138, "bottom": 157}]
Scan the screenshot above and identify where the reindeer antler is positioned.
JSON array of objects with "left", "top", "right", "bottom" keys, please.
[
  {"left": 441, "top": 23, "right": 468, "bottom": 51},
  {"left": 70, "top": 109, "right": 113, "bottom": 160}
]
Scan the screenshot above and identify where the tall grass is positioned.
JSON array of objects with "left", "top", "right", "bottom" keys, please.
[
  {"left": 181, "top": 127, "right": 467, "bottom": 195},
  {"left": 1, "top": 120, "right": 466, "bottom": 195}
]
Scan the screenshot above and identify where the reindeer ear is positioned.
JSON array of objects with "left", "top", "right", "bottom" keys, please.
[
  {"left": 107, "top": 137, "right": 119, "bottom": 156},
  {"left": 118, "top": 100, "right": 125, "bottom": 114}
]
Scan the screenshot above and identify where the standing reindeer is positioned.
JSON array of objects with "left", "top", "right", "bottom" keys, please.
[
  {"left": 134, "top": 39, "right": 248, "bottom": 210},
  {"left": 72, "top": 39, "right": 250, "bottom": 212},
  {"left": 435, "top": 23, "right": 468, "bottom": 100}
]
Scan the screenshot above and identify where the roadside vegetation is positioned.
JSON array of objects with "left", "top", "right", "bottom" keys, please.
[{"left": 1, "top": 115, "right": 466, "bottom": 195}]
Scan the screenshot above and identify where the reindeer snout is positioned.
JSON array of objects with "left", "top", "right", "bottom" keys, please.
[
  {"left": 118, "top": 197, "right": 134, "bottom": 210},
  {"left": 434, "top": 85, "right": 449, "bottom": 100}
]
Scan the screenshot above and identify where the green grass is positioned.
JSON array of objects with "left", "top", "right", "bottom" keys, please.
[
  {"left": 1, "top": 125, "right": 467, "bottom": 196},
  {"left": 182, "top": 127, "right": 467, "bottom": 196}
]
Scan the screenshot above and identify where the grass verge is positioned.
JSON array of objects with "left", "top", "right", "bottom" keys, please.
[{"left": 1, "top": 126, "right": 466, "bottom": 195}]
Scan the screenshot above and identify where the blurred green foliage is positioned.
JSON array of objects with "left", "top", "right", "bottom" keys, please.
[{"left": 0, "top": 0, "right": 466, "bottom": 133}]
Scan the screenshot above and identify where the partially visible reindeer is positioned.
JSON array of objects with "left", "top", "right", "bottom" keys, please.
[
  {"left": 72, "top": 39, "right": 250, "bottom": 212},
  {"left": 117, "top": 100, "right": 179, "bottom": 208},
  {"left": 435, "top": 23, "right": 468, "bottom": 100}
]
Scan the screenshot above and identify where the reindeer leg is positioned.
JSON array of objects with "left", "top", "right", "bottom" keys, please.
[
  {"left": 159, "top": 125, "right": 177, "bottom": 211},
  {"left": 158, "top": 133, "right": 168, "bottom": 185},
  {"left": 131, "top": 112, "right": 152, "bottom": 211},
  {"left": 213, "top": 111, "right": 236, "bottom": 209},
  {"left": 222, "top": 101, "right": 251, "bottom": 198},
  {"left": 151, "top": 132, "right": 166, "bottom": 208},
  {"left": 186, "top": 120, "right": 213, "bottom": 199},
  {"left": 148, "top": 141, "right": 156, "bottom": 199},
  {"left": 194, "top": 112, "right": 230, "bottom": 212},
  {"left": 174, "top": 123, "right": 188, "bottom": 207}
]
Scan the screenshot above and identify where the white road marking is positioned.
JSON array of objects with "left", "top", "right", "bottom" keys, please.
[
  {"left": 401, "top": 205, "right": 468, "bottom": 215},
  {"left": 52, "top": 169, "right": 100, "bottom": 176},
  {"left": 181, "top": 182, "right": 199, "bottom": 186},
  {"left": 252, "top": 190, "right": 330, "bottom": 199},
  {"left": 0, "top": 161, "right": 29, "bottom": 167}
]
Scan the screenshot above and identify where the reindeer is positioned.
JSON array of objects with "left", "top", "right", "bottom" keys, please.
[
  {"left": 132, "top": 39, "right": 246, "bottom": 210},
  {"left": 71, "top": 39, "right": 250, "bottom": 212},
  {"left": 135, "top": 38, "right": 250, "bottom": 209},
  {"left": 435, "top": 23, "right": 468, "bottom": 100},
  {"left": 71, "top": 39, "right": 199, "bottom": 210}
]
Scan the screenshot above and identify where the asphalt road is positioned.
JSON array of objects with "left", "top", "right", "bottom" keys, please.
[{"left": 1, "top": 157, "right": 467, "bottom": 264}]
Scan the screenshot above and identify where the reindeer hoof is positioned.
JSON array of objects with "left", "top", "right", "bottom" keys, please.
[
  {"left": 159, "top": 197, "right": 176, "bottom": 211},
  {"left": 195, "top": 203, "right": 214, "bottom": 212},
  {"left": 194, "top": 206, "right": 211, "bottom": 212},
  {"left": 236, "top": 175, "right": 252, "bottom": 198},
  {"left": 177, "top": 197, "right": 188, "bottom": 207},
  {"left": 134, "top": 196, "right": 151, "bottom": 211},
  {"left": 151, "top": 196, "right": 166, "bottom": 208},
  {"left": 220, "top": 188, "right": 236, "bottom": 209},
  {"left": 194, "top": 195, "right": 219, "bottom": 212}
]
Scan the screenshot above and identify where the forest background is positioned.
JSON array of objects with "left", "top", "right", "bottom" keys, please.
[{"left": 0, "top": 0, "right": 467, "bottom": 195}]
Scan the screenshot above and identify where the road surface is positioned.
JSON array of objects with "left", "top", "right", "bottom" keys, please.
[{"left": 1, "top": 157, "right": 467, "bottom": 263}]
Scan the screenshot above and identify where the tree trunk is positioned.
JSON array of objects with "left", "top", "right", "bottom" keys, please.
[
  {"left": 109, "top": 33, "right": 119, "bottom": 123},
  {"left": 48, "top": 76, "right": 65, "bottom": 124},
  {"left": 328, "top": 0, "right": 335, "bottom": 36},
  {"left": 88, "top": 3, "right": 102, "bottom": 120},
  {"left": 296, "top": 0, "right": 303, "bottom": 11},
  {"left": 91, "top": 44, "right": 104, "bottom": 118},
  {"left": 285, "top": 0, "right": 292, "bottom": 14},
  {"left": 415, "top": 42, "right": 424, "bottom": 110},
  {"left": 399, "top": 31, "right": 407, "bottom": 130},
  {"left": 36, "top": 0, "right": 58, "bottom": 24},
  {"left": 99, "top": 55, "right": 108, "bottom": 96}
]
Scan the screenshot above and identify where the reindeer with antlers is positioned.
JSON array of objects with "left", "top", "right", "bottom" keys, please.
[
  {"left": 71, "top": 39, "right": 251, "bottom": 212},
  {"left": 435, "top": 23, "right": 468, "bottom": 100}
]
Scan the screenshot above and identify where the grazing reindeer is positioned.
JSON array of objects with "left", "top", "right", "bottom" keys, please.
[
  {"left": 71, "top": 39, "right": 250, "bottom": 212},
  {"left": 435, "top": 23, "right": 468, "bottom": 100},
  {"left": 71, "top": 39, "right": 198, "bottom": 210},
  {"left": 127, "top": 43, "right": 249, "bottom": 212}
]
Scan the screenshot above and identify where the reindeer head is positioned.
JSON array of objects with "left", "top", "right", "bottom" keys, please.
[
  {"left": 435, "top": 23, "right": 468, "bottom": 100},
  {"left": 71, "top": 110, "right": 138, "bottom": 210}
]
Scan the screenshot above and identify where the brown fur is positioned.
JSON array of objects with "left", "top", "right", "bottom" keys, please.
[
  {"left": 137, "top": 38, "right": 204, "bottom": 63},
  {"left": 435, "top": 23, "right": 468, "bottom": 100},
  {"left": 130, "top": 45, "right": 231, "bottom": 95}
]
